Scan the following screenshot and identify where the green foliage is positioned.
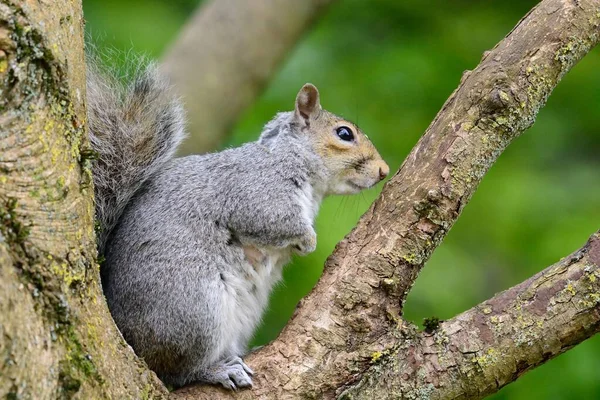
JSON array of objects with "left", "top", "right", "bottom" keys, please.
[{"left": 84, "top": 0, "right": 600, "bottom": 398}]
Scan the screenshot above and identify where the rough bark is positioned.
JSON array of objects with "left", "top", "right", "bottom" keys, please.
[
  {"left": 161, "top": 0, "right": 336, "bottom": 155},
  {"left": 0, "top": 1, "right": 165, "bottom": 398},
  {"left": 173, "top": 0, "right": 600, "bottom": 398},
  {"left": 339, "top": 232, "right": 600, "bottom": 399}
]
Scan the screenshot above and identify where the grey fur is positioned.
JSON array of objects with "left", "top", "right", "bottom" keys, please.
[
  {"left": 102, "top": 125, "right": 325, "bottom": 388},
  {"left": 89, "top": 66, "right": 386, "bottom": 389},
  {"left": 88, "top": 62, "right": 186, "bottom": 253}
]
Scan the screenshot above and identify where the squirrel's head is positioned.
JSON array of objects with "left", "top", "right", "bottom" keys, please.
[{"left": 292, "top": 83, "right": 389, "bottom": 195}]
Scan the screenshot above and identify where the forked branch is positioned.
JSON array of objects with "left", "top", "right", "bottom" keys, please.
[{"left": 340, "top": 231, "right": 600, "bottom": 398}]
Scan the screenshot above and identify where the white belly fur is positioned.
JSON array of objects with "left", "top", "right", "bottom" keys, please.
[
  {"left": 219, "top": 181, "right": 323, "bottom": 359},
  {"left": 218, "top": 246, "right": 290, "bottom": 359}
]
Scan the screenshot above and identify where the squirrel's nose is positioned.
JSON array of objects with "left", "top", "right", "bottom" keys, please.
[{"left": 378, "top": 165, "right": 389, "bottom": 181}]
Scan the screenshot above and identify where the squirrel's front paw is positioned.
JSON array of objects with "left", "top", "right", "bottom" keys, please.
[{"left": 293, "top": 229, "right": 317, "bottom": 255}]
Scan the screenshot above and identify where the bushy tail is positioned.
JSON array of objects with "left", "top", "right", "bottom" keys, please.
[{"left": 87, "top": 60, "right": 186, "bottom": 253}]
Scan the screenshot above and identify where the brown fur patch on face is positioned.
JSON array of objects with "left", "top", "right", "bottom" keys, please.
[{"left": 309, "top": 112, "right": 384, "bottom": 180}]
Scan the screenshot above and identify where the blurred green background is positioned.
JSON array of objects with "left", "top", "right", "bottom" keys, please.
[{"left": 83, "top": 0, "right": 600, "bottom": 398}]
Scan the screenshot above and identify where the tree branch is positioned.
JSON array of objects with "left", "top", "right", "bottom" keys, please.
[
  {"left": 340, "top": 231, "right": 600, "bottom": 399},
  {"left": 161, "top": 0, "right": 336, "bottom": 154},
  {"left": 172, "top": 0, "right": 600, "bottom": 398}
]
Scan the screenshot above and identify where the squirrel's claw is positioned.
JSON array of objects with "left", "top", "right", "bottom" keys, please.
[{"left": 224, "top": 355, "right": 254, "bottom": 376}]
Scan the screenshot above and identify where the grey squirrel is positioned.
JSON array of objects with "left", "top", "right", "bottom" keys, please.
[{"left": 88, "top": 61, "right": 389, "bottom": 390}]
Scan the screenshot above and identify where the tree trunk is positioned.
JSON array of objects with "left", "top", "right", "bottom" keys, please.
[
  {"left": 0, "top": 1, "right": 165, "bottom": 398},
  {"left": 1, "top": 0, "right": 599, "bottom": 399}
]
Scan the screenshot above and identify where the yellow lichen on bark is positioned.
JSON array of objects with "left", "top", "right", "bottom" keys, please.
[{"left": 0, "top": 1, "right": 166, "bottom": 398}]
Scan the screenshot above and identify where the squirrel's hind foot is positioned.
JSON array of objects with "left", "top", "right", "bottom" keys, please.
[{"left": 202, "top": 356, "right": 254, "bottom": 390}]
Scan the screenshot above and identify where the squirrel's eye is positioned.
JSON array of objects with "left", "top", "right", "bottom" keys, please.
[{"left": 336, "top": 126, "right": 354, "bottom": 142}]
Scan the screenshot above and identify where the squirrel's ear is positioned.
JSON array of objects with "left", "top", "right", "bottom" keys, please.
[{"left": 294, "top": 83, "right": 321, "bottom": 124}]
